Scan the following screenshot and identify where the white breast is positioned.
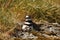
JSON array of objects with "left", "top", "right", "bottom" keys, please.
[
  {"left": 22, "top": 25, "right": 30, "bottom": 31},
  {"left": 22, "top": 25, "right": 27, "bottom": 29}
]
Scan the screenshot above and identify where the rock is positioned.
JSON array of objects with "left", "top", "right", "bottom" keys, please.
[
  {"left": 39, "top": 23, "right": 60, "bottom": 36},
  {"left": 17, "top": 32, "right": 38, "bottom": 39}
]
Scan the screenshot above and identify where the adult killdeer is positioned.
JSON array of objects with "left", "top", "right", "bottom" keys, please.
[{"left": 22, "top": 15, "right": 33, "bottom": 32}]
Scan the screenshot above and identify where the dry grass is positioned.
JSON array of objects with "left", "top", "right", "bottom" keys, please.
[{"left": 0, "top": 0, "right": 60, "bottom": 40}]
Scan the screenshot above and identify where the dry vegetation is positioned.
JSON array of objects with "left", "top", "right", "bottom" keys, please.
[{"left": 0, "top": 0, "right": 60, "bottom": 40}]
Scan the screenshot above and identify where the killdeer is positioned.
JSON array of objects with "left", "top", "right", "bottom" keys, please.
[{"left": 22, "top": 15, "right": 33, "bottom": 32}]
